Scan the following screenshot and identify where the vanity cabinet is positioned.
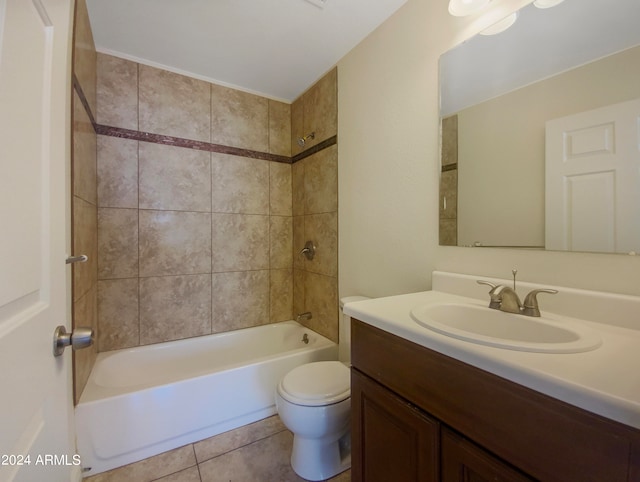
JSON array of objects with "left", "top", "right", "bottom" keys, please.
[{"left": 351, "top": 319, "right": 640, "bottom": 482}]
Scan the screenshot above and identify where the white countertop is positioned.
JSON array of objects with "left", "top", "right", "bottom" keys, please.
[{"left": 344, "top": 272, "right": 640, "bottom": 429}]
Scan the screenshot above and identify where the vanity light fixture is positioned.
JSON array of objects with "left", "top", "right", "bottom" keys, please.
[
  {"left": 448, "top": 0, "right": 491, "bottom": 17},
  {"left": 479, "top": 11, "right": 519, "bottom": 35},
  {"left": 532, "top": 0, "right": 565, "bottom": 8}
]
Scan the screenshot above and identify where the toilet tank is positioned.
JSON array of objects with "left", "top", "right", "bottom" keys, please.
[{"left": 339, "top": 296, "right": 370, "bottom": 364}]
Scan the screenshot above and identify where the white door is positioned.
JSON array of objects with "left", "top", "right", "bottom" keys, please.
[
  {"left": 545, "top": 98, "right": 640, "bottom": 253},
  {"left": 0, "top": 1, "right": 76, "bottom": 481}
]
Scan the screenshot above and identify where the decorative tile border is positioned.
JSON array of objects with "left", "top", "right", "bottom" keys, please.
[
  {"left": 95, "top": 124, "right": 292, "bottom": 163},
  {"left": 291, "top": 135, "right": 337, "bottom": 164},
  {"left": 73, "top": 74, "right": 336, "bottom": 165},
  {"left": 73, "top": 73, "right": 96, "bottom": 126}
]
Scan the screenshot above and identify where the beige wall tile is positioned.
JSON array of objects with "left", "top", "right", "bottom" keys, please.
[
  {"left": 139, "top": 274, "right": 212, "bottom": 345},
  {"left": 98, "top": 208, "right": 138, "bottom": 279},
  {"left": 211, "top": 154, "right": 269, "bottom": 214},
  {"left": 304, "top": 272, "right": 338, "bottom": 342},
  {"left": 73, "top": 91, "right": 97, "bottom": 205},
  {"left": 97, "top": 278, "right": 139, "bottom": 351},
  {"left": 270, "top": 216, "right": 293, "bottom": 270},
  {"left": 441, "top": 114, "right": 458, "bottom": 167},
  {"left": 198, "top": 430, "right": 298, "bottom": 482},
  {"left": 73, "top": 197, "right": 98, "bottom": 302},
  {"left": 270, "top": 269, "right": 293, "bottom": 323},
  {"left": 211, "top": 84, "right": 268, "bottom": 152},
  {"left": 139, "top": 143, "right": 211, "bottom": 212},
  {"left": 73, "top": 0, "right": 96, "bottom": 116},
  {"left": 291, "top": 161, "right": 304, "bottom": 217},
  {"left": 194, "top": 415, "right": 286, "bottom": 464},
  {"left": 293, "top": 269, "right": 305, "bottom": 317},
  {"left": 269, "top": 162, "right": 292, "bottom": 216},
  {"left": 439, "top": 218, "right": 457, "bottom": 246},
  {"left": 269, "top": 100, "right": 291, "bottom": 156},
  {"left": 303, "top": 67, "right": 338, "bottom": 148},
  {"left": 439, "top": 169, "right": 457, "bottom": 220},
  {"left": 139, "top": 65, "right": 210, "bottom": 141},
  {"left": 292, "top": 216, "right": 305, "bottom": 270},
  {"left": 290, "top": 97, "right": 304, "bottom": 156},
  {"left": 84, "top": 444, "right": 196, "bottom": 482},
  {"left": 73, "top": 284, "right": 97, "bottom": 403},
  {"left": 139, "top": 211, "right": 212, "bottom": 277},
  {"left": 97, "top": 53, "right": 138, "bottom": 130},
  {"left": 97, "top": 135, "right": 138, "bottom": 209},
  {"left": 211, "top": 271, "right": 269, "bottom": 332},
  {"left": 304, "top": 212, "right": 337, "bottom": 277},
  {"left": 211, "top": 214, "right": 269, "bottom": 272},
  {"left": 304, "top": 144, "right": 338, "bottom": 214}
]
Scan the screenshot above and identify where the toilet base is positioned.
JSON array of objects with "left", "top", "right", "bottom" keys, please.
[{"left": 291, "top": 431, "right": 351, "bottom": 481}]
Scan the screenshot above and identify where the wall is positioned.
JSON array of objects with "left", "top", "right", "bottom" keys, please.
[
  {"left": 338, "top": 0, "right": 640, "bottom": 299},
  {"left": 72, "top": 0, "right": 98, "bottom": 403},
  {"left": 95, "top": 55, "right": 338, "bottom": 351},
  {"left": 291, "top": 69, "right": 339, "bottom": 341}
]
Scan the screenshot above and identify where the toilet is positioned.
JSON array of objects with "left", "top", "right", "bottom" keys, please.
[
  {"left": 276, "top": 296, "right": 369, "bottom": 481},
  {"left": 276, "top": 361, "right": 351, "bottom": 480}
]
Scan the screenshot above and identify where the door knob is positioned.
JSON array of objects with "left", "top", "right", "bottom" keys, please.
[{"left": 53, "top": 325, "right": 94, "bottom": 357}]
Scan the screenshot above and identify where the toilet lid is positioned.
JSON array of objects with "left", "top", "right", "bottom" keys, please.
[{"left": 279, "top": 361, "right": 350, "bottom": 406}]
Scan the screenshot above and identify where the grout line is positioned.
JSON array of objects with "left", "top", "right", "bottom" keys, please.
[{"left": 195, "top": 428, "right": 290, "bottom": 465}]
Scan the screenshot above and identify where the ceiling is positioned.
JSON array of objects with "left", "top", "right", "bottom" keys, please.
[{"left": 86, "top": 0, "right": 408, "bottom": 102}]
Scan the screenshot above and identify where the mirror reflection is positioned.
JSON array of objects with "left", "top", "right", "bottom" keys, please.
[{"left": 439, "top": 0, "right": 640, "bottom": 254}]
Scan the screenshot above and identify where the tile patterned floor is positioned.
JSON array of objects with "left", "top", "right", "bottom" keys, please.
[{"left": 85, "top": 416, "right": 351, "bottom": 482}]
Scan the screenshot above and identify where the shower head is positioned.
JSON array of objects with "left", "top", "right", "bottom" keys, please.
[{"left": 297, "top": 132, "right": 315, "bottom": 147}]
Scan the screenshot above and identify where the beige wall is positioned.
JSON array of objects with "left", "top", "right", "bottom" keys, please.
[
  {"left": 95, "top": 55, "right": 338, "bottom": 351},
  {"left": 338, "top": 0, "right": 640, "bottom": 299},
  {"left": 457, "top": 46, "right": 640, "bottom": 247},
  {"left": 72, "top": 0, "right": 98, "bottom": 404}
]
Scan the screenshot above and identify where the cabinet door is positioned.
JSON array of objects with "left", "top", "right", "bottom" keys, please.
[
  {"left": 441, "top": 428, "right": 534, "bottom": 482},
  {"left": 351, "top": 369, "right": 439, "bottom": 482}
]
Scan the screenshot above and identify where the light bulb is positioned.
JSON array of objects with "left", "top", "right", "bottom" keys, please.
[
  {"left": 448, "top": 0, "right": 491, "bottom": 17},
  {"left": 533, "top": 0, "right": 565, "bottom": 9}
]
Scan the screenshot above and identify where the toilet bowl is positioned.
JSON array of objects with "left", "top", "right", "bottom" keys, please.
[{"left": 276, "top": 361, "right": 351, "bottom": 481}]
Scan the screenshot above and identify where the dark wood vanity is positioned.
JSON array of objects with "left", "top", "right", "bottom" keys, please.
[{"left": 351, "top": 318, "right": 640, "bottom": 481}]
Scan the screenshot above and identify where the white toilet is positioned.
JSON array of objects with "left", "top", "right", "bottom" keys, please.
[
  {"left": 276, "top": 296, "right": 369, "bottom": 481},
  {"left": 276, "top": 361, "right": 351, "bottom": 480}
]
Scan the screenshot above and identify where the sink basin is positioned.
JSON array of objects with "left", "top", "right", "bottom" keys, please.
[{"left": 410, "top": 303, "right": 602, "bottom": 353}]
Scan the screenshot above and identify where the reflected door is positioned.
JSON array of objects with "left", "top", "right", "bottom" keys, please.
[{"left": 545, "top": 98, "right": 640, "bottom": 253}]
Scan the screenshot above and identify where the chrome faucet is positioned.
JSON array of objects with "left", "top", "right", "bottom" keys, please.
[
  {"left": 296, "top": 312, "right": 312, "bottom": 322},
  {"left": 477, "top": 280, "right": 558, "bottom": 317}
]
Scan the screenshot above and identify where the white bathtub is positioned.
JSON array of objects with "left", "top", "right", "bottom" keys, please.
[{"left": 75, "top": 321, "right": 338, "bottom": 476}]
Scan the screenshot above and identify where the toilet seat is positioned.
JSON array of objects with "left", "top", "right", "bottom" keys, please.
[{"left": 278, "top": 361, "right": 350, "bottom": 406}]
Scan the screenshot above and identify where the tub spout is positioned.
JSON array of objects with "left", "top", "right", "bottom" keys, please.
[{"left": 296, "top": 312, "right": 312, "bottom": 322}]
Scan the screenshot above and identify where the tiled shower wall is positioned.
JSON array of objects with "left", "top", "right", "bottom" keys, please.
[
  {"left": 72, "top": 0, "right": 98, "bottom": 403},
  {"left": 95, "top": 54, "right": 338, "bottom": 351},
  {"left": 291, "top": 69, "right": 339, "bottom": 341}
]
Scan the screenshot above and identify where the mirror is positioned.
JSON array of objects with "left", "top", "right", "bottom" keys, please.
[{"left": 439, "top": 0, "right": 640, "bottom": 254}]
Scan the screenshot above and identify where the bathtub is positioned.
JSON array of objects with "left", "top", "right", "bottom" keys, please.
[{"left": 75, "top": 321, "right": 338, "bottom": 476}]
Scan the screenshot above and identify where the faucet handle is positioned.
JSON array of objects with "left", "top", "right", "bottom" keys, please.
[
  {"left": 522, "top": 289, "right": 558, "bottom": 317},
  {"left": 477, "top": 280, "right": 502, "bottom": 309},
  {"left": 477, "top": 280, "right": 497, "bottom": 290}
]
